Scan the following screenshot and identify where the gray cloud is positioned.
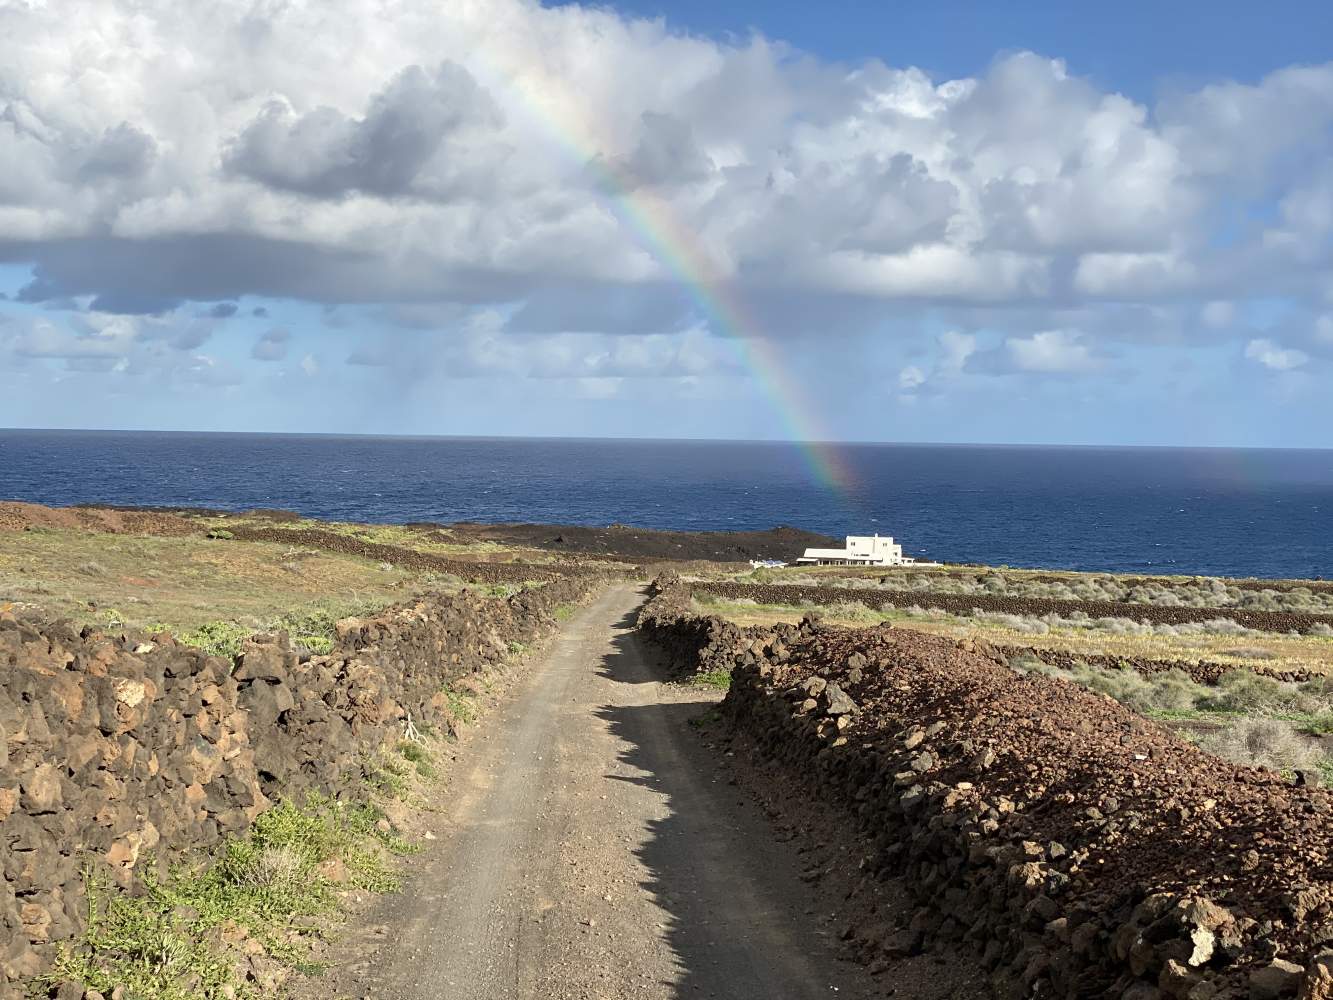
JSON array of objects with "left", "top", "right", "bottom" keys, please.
[
  {"left": 77, "top": 122, "right": 157, "bottom": 182},
  {"left": 225, "top": 62, "right": 499, "bottom": 199},
  {"left": 599, "top": 111, "right": 715, "bottom": 189},
  {"left": 251, "top": 327, "right": 290, "bottom": 361}
]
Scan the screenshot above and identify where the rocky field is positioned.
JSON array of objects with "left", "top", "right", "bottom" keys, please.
[{"left": 638, "top": 574, "right": 1333, "bottom": 999}]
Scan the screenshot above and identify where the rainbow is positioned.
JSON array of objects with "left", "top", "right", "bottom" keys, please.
[{"left": 462, "top": 34, "right": 856, "bottom": 493}]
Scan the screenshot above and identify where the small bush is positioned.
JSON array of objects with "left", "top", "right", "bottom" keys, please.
[
  {"left": 179, "top": 621, "right": 251, "bottom": 659},
  {"left": 1199, "top": 718, "right": 1326, "bottom": 776},
  {"left": 1202, "top": 670, "right": 1296, "bottom": 714},
  {"left": 205, "top": 529, "right": 235, "bottom": 540}
]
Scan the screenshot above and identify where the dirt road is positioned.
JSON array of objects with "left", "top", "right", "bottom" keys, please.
[{"left": 341, "top": 585, "right": 984, "bottom": 999}]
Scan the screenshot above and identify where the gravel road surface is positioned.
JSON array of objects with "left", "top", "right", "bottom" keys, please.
[{"left": 341, "top": 585, "right": 985, "bottom": 1000}]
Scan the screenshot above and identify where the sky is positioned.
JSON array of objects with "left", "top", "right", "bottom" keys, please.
[{"left": 1, "top": 0, "right": 1332, "bottom": 447}]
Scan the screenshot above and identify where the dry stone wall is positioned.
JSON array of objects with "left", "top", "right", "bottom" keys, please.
[
  {"left": 992, "top": 644, "right": 1317, "bottom": 686},
  {"left": 638, "top": 577, "right": 1333, "bottom": 1000},
  {"left": 695, "top": 580, "right": 1333, "bottom": 635},
  {"left": 225, "top": 525, "right": 604, "bottom": 584},
  {"left": 0, "top": 574, "right": 596, "bottom": 991}
]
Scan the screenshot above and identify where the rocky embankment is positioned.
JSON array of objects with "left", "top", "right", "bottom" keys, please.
[
  {"left": 0, "top": 574, "right": 597, "bottom": 993},
  {"left": 695, "top": 581, "right": 1333, "bottom": 635},
  {"left": 638, "top": 577, "right": 1333, "bottom": 999}
]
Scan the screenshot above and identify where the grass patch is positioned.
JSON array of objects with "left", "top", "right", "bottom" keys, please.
[
  {"left": 165, "top": 601, "right": 391, "bottom": 661},
  {"left": 397, "top": 740, "right": 438, "bottom": 779},
  {"left": 0, "top": 528, "right": 432, "bottom": 639},
  {"left": 746, "top": 564, "right": 1333, "bottom": 615},
  {"left": 179, "top": 620, "right": 254, "bottom": 659},
  {"left": 364, "top": 756, "right": 411, "bottom": 799},
  {"left": 442, "top": 685, "right": 479, "bottom": 729},
  {"left": 553, "top": 603, "right": 576, "bottom": 622},
  {"left": 1197, "top": 718, "right": 1328, "bottom": 777},
  {"left": 691, "top": 667, "right": 733, "bottom": 691},
  {"left": 44, "top": 795, "right": 411, "bottom": 1000}
]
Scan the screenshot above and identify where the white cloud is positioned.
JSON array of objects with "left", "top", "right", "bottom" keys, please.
[
  {"left": 0, "top": 0, "right": 1329, "bottom": 334},
  {"left": 1245, "top": 338, "right": 1309, "bottom": 371},
  {"left": 895, "top": 331, "right": 976, "bottom": 396},
  {"left": 1003, "top": 330, "right": 1103, "bottom": 373},
  {"left": 1, "top": 0, "right": 1333, "bottom": 431},
  {"left": 938, "top": 330, "right": 977, "bottom": 371},
  {"left": 897, "top": 365, "right": 926, "bottom": 392}
]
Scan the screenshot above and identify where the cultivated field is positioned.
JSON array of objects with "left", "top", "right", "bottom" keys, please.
[{"left": 688, "top": 563, "right": 1333, "bottom": 783}]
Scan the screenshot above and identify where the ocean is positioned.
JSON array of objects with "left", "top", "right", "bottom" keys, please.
[{"left": 1, "top": 429, "right": 1329, "bottom": 579}]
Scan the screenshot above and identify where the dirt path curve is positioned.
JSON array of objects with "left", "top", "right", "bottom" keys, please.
[{"left": 352, "top": 584, "right": 977, "bottom": 1000}]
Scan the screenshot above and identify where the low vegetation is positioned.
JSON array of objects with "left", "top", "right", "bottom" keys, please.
[
  {"left": 0, "top": 526, "right": 431, "bottom": 639},
  {"left": 691, "top": 667, "right": 733, "bottom": 691},
  {"left": 1007, "top": 653, "right": 1333, "bottom": 780},
  {"left": 742, "top": 565, "right": 1333, "bottom": 614},
  {"left": 44, "top": 792, "right": 416, "bottom": 1000},
  {"left": 188, "top": 513, "right": 564, "bottom": 564},
  {"left": 697, "top": 580, "right": 1333, "bottom": 782},
  {"left": 694, "top": 594, "right": 1333, "bottom": 677}
]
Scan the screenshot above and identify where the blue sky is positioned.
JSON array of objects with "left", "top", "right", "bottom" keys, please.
[
  {"left": 572, "top": 0, "right": 1333, "bottom": 100},
  {"left": 2, "top": 0, "right": 1332, "bottom": 446}
]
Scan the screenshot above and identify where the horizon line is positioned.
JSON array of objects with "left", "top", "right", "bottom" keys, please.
[{"left": 1, "top": 425, "right": 1331, "bottom": 454}]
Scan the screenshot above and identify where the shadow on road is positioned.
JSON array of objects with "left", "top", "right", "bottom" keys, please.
[{"left": 590, "top": 622, "right": 872, "bottom": 1000}]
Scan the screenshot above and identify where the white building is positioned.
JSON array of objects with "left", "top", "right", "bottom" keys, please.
[{"left": 795, "top": 533, "right": 916, "bottom": 567}]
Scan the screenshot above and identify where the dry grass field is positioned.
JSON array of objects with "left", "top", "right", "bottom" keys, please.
[
  {"left": 697, "top": 594, "right": 1333, "bottom": 674},
  {"left": 0, "top": 526, "right": 449, "bottom": 650},
  {"left": 182, "top": 511, "right": 574, "bottom": 564}
]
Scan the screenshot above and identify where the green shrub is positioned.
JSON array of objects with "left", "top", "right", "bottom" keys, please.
[
  {"left": 1202, "top": 670, "right": 1295, "bottom": 714},
  {"left": 45, "top": 795, "right": 409, "bottom": 999},
  {"left": 178, "top": 621, "right": 252, "bottom": 659}
]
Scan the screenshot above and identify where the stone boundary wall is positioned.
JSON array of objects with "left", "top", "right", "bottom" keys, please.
[
  {"left": 693, "top": 581, "right": 1333, "bottom": 635},
  {"left": 992, "top": 645, "right": 1316, "bottom": 687},
  {"left": 0, "top": 574, "right": 597, "bottom": 989},
  {"left": 225, "top": 525, "right": 605, "bottom": 584},
  {"left": 637, "top": 577, "right": 1333, "bottom": 1000},
  {"left": 908, "top": 568, "right": 1333, "bottom": 597}
]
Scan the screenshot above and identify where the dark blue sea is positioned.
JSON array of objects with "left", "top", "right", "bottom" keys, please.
[{"left": 1, "top": 429, "right": 1329, "bottom": 579}]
